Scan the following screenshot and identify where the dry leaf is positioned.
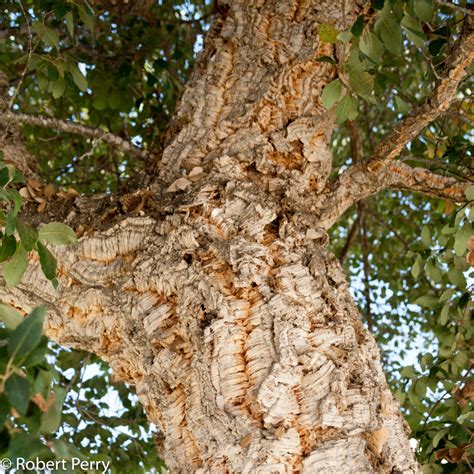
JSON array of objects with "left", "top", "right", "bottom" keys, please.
[
  {"left": 31, "top": 393, "right": 48, "bottom": 412},
  {"left": 435, "top": 443, "right": 471, "bottom": 463},
  {"left": 44, "top": 184, "right": 56, "bottom": 199},
  {"left": 467, "top": 236, "right": 474, "bottom": 252},
  {"left": 239, "top": 433, "right": 252, "bottom": 448},
  {"left": 455, "top": 380, "right": 474, "bottom": 408},
  {"left": 76, "top": 224, "right": 85, "bottom": 238},
  {"left": 444, "top": 200, "right": 455, "bottom": 215},
  {"left": 188, "top": 166, "right": 204, "bottom": 181},
  {"left": 27, "top": 177, "right": 42, "bottom": 191},
  {"left": 167, "top": 177, "right": 192, "bottom": 193},
  {"left": 37, "top": 201, "right": 46, "bottom": 213},
  {"left": 67, "top": 188, "right": 80, "bottom": 198},
  {"left": 19, "top": 187, "right": 32, "bottom": 200}
]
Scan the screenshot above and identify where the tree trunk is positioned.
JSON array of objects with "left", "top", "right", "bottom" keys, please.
[{"left": 1, "top": 1, "right": 421, "bottom": 472}]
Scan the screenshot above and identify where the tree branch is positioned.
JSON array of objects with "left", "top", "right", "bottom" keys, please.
[
  {"left": 437, "top": 0, "right": 474, "bottom": 16},
  {"left": 366, "top": 21, "right": 474, "bottom": 173},
  {"left": 386, "top": 161, "right": 472, "bottom": 201},
  {"left": 319, "top": 160, "right": 471, "bottom": 229},
  {"left": 0, "top": 111, "right": 148, "bottom": 160},
  {"left": 319, "top": 19, "right": 474, "bottom": 228}
]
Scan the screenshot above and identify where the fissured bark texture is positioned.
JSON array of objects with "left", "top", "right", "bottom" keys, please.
[{"left": 1, "top": 1, "right": 421, "bottom": 472}]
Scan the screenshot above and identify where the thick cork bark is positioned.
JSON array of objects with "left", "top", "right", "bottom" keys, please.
[{"left": 1, "top": 1, "right": 421, "bottom": 472}]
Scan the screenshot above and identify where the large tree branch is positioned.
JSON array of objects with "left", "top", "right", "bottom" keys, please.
[
  {"left": 0, "top": 111, "right": 148, "bottom": 160},
  {"left": 319, "top": 19, "right": 474, "bottom": 228},
  {"left": 367, "top": 21, "right": 474, "bottom": 173},
  {"left": 386, "top": 161, "right": 472, "bottom": 201},
  {"left": 319, "top": 160, "right": 471, "bottom": 229}
]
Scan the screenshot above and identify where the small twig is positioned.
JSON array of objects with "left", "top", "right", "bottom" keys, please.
[
  {"left": 359, "top": 203, "right": 374, "bottom": 332},
  {"left": 0, "top": 111, "right": 148, "bottom": 160},
  {"left": 339, "top": 212, "right": 361, "bottom": 264},
  {"left": 9, "top": 0, "right": 33, "bottom": 110},
  {"left": 437, "top": 0, "right": 474, "bottom": 16}
]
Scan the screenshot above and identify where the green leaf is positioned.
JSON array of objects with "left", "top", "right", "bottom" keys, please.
[
  {"left": 415, "top": 377, "right": 427, "bottom": 397},
  {"left": 34, "top": 369, "right": 53, "bottom": 396},
  {"left": 5, "top": 210, "right": 15, "bottom": 236},
  {"left": 411, "top": 255, "right": 423, "bottom": 279},
  {"left": 428, "top": 38, "right": 446, "bottom": 57},
  {"left": 439, "top": 288, "right": 454, "bottom": 303},
  {"left": 7, "top": 306, "right": 45, "bottom": 363},
  {"left": 395, "top": 96, "right": 410, "bottom": 114},
  {"left": 421, "top": 225, "right": 431, "bottom": 247},
  {"left": 39, "top": 222, "right": 77, "bottom": 245},
  {"left": 5, "top": 374, "right": 30, "bottom": 415},
  {"left": 337, "top": 31, "right": 353, "bottom": 43},
  {"left": 78, "top": 5, "right": 94, "bottom": 32},
  {"left": 335, "top": 94, "right": 358, "bottom": 124},
  {"left": 426, "top": 260, "right": 442, "bottom": 283},
  {"left": 32, "top": 21, "right": 60, "bottom": 49},
  {"left": 374, "top": 6, "right": 402, "bottom": 55},
  {"left": 42, "top": 25, "right": 60, "bottom": 49},
  {"left": 70, "top": 65, "right": 88, "bottom": 92},
  {"left": 0, "top": 167, "right": 10, "bottom": 187},
  {"left": 51, "top": 77, "right": 66, "bottom": 99},
  {"left": 15, "top": 219, "right": 38, "bottom": 252},
  {"left": 8, "top": 432, "right": 49, "bottom": 460},
  {"left": 351, "top": 15, "right": 365, "bottom": 38},
  {"left": 414, "top": 0, "right": 435, "bottom": 22},
  {"left": 107, "top": 89, "right": 122, "bottom": 109},
  {"left": 0, "top": 303, "right": 23, "bottom": 329},
  {"left": 40, "top": 386, "right": 66, "bottom": 433},
  {"left": 3, "top": 244, "right": 28, "bottom": 287},
  {"left": 401, "top": 14, "right": 425, "bottom": 48},
  {"left": 321, "top": 79, "right": 342, "bottom": 110},
  {"left": 316, "top": 56, "right": 336, "bottom": 65},
  {"left": 458, "top": 411, "right": 474, "bottom": 424},
  {"left": 319, "top": 23, "right": 340, "bottom": 43},
  {"left": 465, "top": 185, "right": 474, "bottom": 201},
  {"left": 349, "top": 70, "right": 374, "bottom": 97},
  {"left": 0, "top": 235, "right": 17, "bottom": 262},
  {"left": 415, "top": 295, "right": 439, "bottom": 308},
  {"left": 345, "top": 48, "right": 365, "bottom": 73},
  {"left": 7, "top": 189, "right": 23, "bottom": 216},
  {"left": 439, "top": 303, "right": 449, "bottom": 326},
  {"left": 447, "top": 268, "right": 466, "bottom": 289},
  {"left": 23, "top": 342, "right": 48, "bottom": 367},
  {"left": 454, "top": 226, "right": 471, "bottom": 256},
  {"left": 37, "top": 241, "right": 57, "bottom": 282},
  {"left": 400, "top": 365, "right": 416, "bottom": 378},
  {"left": 432, "top": 427, "right": 449, "bottom": 448},
  {"left": 65, "top": 11, "right": 74, "bottom": 38},
  {"left": 37, "top": 73, "right": 49, "bottom": 92},
  {"left": 359, "top": 31, "right": 384, "bottom": 63}
]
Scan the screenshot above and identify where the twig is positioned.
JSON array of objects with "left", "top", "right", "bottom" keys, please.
[
  {"left": 339, "top": 213, "right": 361, "bottom": 264},
  {"left": 359, "top": 203, "right": 374, "bottom": 332},
  {"left": 0, "top": 111, "right": 148, "bottom": 159},
  {"left": 9, "top": 0, "right": 33, "bottom": 110},
  {"left": 437, "top": 0, "right": 474, "bottom": 16}
]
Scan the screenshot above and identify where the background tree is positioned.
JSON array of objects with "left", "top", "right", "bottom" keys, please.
[{"left": 0, "top": 0, "right": 473, "bottom": 472}]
